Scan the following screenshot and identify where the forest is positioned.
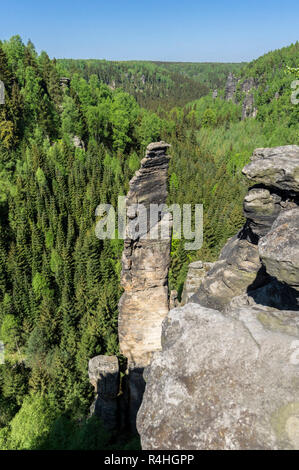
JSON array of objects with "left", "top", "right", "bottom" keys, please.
[{"left": 0, "top": 35, "right": 298, "bottom": 449}]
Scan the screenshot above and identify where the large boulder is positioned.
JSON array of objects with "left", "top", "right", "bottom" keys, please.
[
  {"left": 242, "top": 145, "right": 299, "bottom": 193},
  {"left": 137, "top": 303, "right": 299, "bottom": 450},
  {"left": 259, "top": 207, "right": 299, "bottom": 290}
]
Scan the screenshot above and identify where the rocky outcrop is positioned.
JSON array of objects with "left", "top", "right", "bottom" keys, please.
[
  {"left": 259, "top": 208, "right": 299, "bottom": 290},
  {"left": 118, "top": 141, "right": 172, "bottom": 429},
  {"left": 225, "top": 72, "right": 237, "bottom": 101},
  {"left": 138, "top": 145, "right": 299, "bottom": 449},
  {"left": 190, "top": 145, "right": 299, "bottom": 312},
  {"left": 190, "top": 237, "right": 265, "bottom": 311},
  {"left": 119, "top": 142, "right": 171, "bottom": 367},
  {"left": 137, "top": 303, "right": 299, "bottom": 450},
  {"left": 181, "top": 261, "right": 214, "bottom": 305},
  {"left": 88, "top": 355, "right": 120, "bottom": 430},
  {"left": 224, "top": 74, "right": 257, "bottom": 118},
  {"left": 59, "top": 77, "right": 70, "bottom": 91},
  {"left": 242, "top": 145, "right": 299, "bottom": 193}
]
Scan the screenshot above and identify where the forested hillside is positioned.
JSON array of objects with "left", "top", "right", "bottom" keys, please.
[
  {"left": 57, "top": 59, "right": 243, "bottom": 111},
  {"left": 0, "top": 36, "right": 298, "bottom": 449}
]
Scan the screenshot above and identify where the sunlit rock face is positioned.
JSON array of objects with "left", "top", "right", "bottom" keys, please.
[{"left": 118, "top": 142, "right": 172, "bottom": 429}]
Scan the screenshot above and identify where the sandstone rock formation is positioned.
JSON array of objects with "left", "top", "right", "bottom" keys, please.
[
  {"left": 88, "top": 355, "right": 119, "bottom": 430},
  {"left": 72, "top": 135, "right": 85, "bottom": 149},
  {"left": 59, "top": 77, "right": 70, "bottom": 91},
  {"left": 242, "top": 92, "right": 257, "bottom": 120},
  {"left": 225, "top": 72, "right": 237, "bottom": 101},
  {"left": 259, "top": 207, "right": 299, "bottom": 290},
  {"left": 181, "top": 260, "right": 214, "bottom": 305},
  {"left": 118, "top": 141, "right": 172, "bottom": 429},
  {"left": 138, "top": 145, "right": 299, "bottom": 449},
  {"left": 242, "top": 145, "right": 299, "bottom": 193},
  {"left": 190, "top": 145, "right": 299, "bottom": 311},
  {"left": 190, "top": 237, "right": 265, "bottom": 311}
]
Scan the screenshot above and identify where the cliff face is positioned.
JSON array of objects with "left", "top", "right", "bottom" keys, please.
[{"left": 137, "top": 145, "right": 299, "bottom": 450}]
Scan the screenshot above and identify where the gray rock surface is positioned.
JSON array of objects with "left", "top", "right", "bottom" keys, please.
[
  {"left": 88, "top": 355, "right": 119, "bottom": 430},
  {"left": 243, "top": 187, "right": 282, "bottom": 237},
  {"left": 119, "top": 142, "right": 171, "bottom": 369},
  {"left": 242, "top": 145, "right": 299, "bottom": 192},
  {"left": 137, "top": 144, "right": 299, "bottom": 449},
  {"left": 118, "top": 142, "right": 172, "bottom": 430},
  {"left": 191, "top": 237, "right": 264, "bottom": 311},
  {"left": 259, "top": 207, "right": 299, "bottom": 290},
  {"left": 225, "top": 72, "right": 237, "bottom": 101},
  {"left": 137, "top": 303, "right": 299, "bottom": 450}
]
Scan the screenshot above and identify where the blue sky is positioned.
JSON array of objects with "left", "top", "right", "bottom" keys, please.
[{"left": 1, "top": 0, "right": 298, "bottom": 62}]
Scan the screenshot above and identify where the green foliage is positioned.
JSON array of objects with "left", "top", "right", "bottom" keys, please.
[{"left": 0, "top": 314, "right": 20, "bottom": 352}]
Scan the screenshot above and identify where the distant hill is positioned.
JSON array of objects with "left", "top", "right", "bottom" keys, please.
[{"left": 57, "top": 59, "right": 243, "bottom": 111}]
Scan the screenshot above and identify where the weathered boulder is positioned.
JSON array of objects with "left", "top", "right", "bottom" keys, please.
[
  {"left": 225, "top": 72, "right": 237, "bottom": 101},
  {"left": 88, "top": 355, "right": 120, "bottom": 430},
  {"left": 243, "top": 187, "right": 282, "bottom": 237},
  {"left": 190, "top": 237, "right": 264, "bottom": 311},
  {"left": 137, "top": 303, "right": 299, "bottom": 450},
  {"left": 181, "top": 260, "right": 214, "bottom": 305},
  {"left": 242, "top": 145, "right": 299, "bottom": 193},
  {"left": 259, "top": 207, "right": 299, "bottom": 290}
]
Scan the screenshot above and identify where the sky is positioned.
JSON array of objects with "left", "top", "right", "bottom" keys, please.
[{"left": 1, "top": 0, "right": 298, "bottom": 62}]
